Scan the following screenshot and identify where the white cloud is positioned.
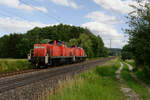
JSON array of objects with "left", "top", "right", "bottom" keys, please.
[
  {"left": 82, "top": 11, "right": 127, "bottom": 48},
  {"left": 0, "top": 0, "right": 47, "bottom": 13},
  {"left": 34, "top": 6, "right": 47, "bottom": 13},
  {"left": 82, "top": 21, "right": 127, "bottom": 48},
  {"left": 86, "top": 11, "right": 122, "bottom": 24},
  {"left": 104, "top": 39, "right": 127, "bottom": 49},
  {"left": 50, "top": 0, "right": 79, "bottom": 9},
  {"left": 82, "top": 21, "right": 123, "bottom": 40},
  {"left": 93, "top": 0, "right": 137, "bottom": 14},
  {"left": 0, "top": 17, "right": 49, "bottom": 33}
]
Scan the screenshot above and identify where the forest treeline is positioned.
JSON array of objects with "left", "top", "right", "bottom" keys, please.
[
  {"left": 0, "top": 24, "right": 109, "bottom": 58},
  {"left": 121, "top": 1, "right": 150, "bottom": 74}
]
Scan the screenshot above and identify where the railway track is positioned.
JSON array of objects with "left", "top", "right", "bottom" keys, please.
[
  {"left": 0, "top": 57, "right": 114, "bottom": 93},
  {"left": 0, "top": 63, "right": 81, "bottom": 79},
  {"left": 0, "top": 60, "right": 91, "bottom": 79},
  {"left": 0, "top": 69, "right": 39, "bottom": 79}
]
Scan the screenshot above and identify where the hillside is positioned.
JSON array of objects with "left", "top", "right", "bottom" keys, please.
[{"left": 0, "top": 24, "right": 109, "bottom": 58}]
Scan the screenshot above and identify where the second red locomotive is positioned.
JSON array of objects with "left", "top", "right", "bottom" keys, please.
[{"left": 28, "top": 40, "right": 86, "bottom": 68}]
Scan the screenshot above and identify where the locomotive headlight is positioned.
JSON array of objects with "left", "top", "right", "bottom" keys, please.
[{"left": 45, "top": 54, "right": 49, "bottom": 64}]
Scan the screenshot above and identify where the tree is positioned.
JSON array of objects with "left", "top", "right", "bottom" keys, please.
[
  {"left": 0, "top": 34, "right": 24, "bottom": 58},
  {"left": 121, "top": 44, "right": 133, "bottom": 61},
  {"left": 125, "top": 0, "right": 150, "bottom": 66},
  {"left": 66, "top": 38, "right": 79, "bottom": 47},
  {"left": 79, "top": 34, "right": 94, "bottom": 57}
]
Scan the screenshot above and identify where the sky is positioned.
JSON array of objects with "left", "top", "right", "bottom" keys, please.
[{"left": 0, "top": 0, "right": 138, "bottom": 48}]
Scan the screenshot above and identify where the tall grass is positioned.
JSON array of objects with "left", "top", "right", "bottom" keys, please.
[
  {"left": 43, "top": 59, "right": 126, "bottom": 100},
  {"left": 125, "top": 60, "right": 150, "bottom": 86},
  {"left": 121, "top": 62, "right": 150, "bottom": 100},
  {"left": 0, "top": 59, "right": 32, "bottom": 73}
]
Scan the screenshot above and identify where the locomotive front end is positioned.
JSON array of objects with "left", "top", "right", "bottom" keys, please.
[{"left": 28, "top": 44, "right": 49, "bottom": 68}]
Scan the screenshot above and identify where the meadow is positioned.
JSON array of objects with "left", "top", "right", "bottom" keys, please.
[{"left": 0, "top": 59, "right": 32, "bottom": 73}]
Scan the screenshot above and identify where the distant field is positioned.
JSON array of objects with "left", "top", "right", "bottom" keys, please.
[{"left": 0, "top": 59, "right": 32, "bottom": 73}]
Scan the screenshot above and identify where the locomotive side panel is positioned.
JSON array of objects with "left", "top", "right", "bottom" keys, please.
[
  {"left": 65, "top": 48, "right": 71, "bottom": 56},
  {"left": 52, "top": 46, "right": 62, "bottom": 56},
  {"left": 61, "top": 45, "right": 66, "bottom": 56},
  {"left": 80, "top": 48, "right": 85, "bottom": 56},
  {"left": 74, "top": 48, "right": 80, "bottom": 56},
  {"left": 70, "top": 48, "right": 75, "bottom": 56}
]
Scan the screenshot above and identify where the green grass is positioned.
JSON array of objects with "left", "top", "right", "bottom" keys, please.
[
  {"left": 125, "top": 60, "right": 150, "bottom": 86},
  {"left": 125, "top": 60, "right": 135, "bottom": 68},
  {"left": 134, "top": 69, "right": 150, "bottom": 86},
  {"left": 0, "top": 59, "right": 32, "bottom": 73},
  {"left": 44, "top": 59, "right": 126, "bottom": 100},
  {"left": 121, "top": 62, "right": 150, "bottom": 100}
]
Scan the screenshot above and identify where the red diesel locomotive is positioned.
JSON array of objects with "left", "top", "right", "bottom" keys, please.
[{"left": 28, "top": 40, "right": 86, "bottom": 68}]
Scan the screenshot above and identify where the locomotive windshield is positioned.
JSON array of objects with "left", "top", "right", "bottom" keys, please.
[
  {"left": 71, "top": 45, "right": 81, "bottom": 48},
  {"left": 49, "top": 40, "right": 62, "bottom": 46}
]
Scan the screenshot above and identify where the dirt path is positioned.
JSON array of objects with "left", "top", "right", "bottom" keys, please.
[
  {"left": 125, "top": 63, "right": 150, "bottom": 93},
  {"left": 116, "top": 62, "right": 142, "bottom": 100}
]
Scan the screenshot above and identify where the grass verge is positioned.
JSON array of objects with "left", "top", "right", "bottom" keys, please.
[
  {"left": 121, "top": 62, "right": 150, "bottom": 100},
  {"left": 125, "top": 60, "right": 150, "bottom": 86},
  {"left": 0, "top": 59, "right": 32, "bottom": 73},
  {"left": 134, "top": 69, "right": 150, "bottom": 86},
  {"left": 43, "top": 59, "right": 126, "bottom": 100}
]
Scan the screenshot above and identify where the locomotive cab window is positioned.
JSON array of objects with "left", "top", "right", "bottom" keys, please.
[{"left": 49, "top": 40, "right": 62, "bottom": 46}]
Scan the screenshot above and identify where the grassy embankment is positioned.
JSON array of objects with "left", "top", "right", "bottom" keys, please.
[
  {"left": 0, "top": 59, "right": 32, "bottom": 73},
  {"left": 121, "top": 60, "right": 150, "bottom": 100},
  {"left": 124, "top": 60, "right": 150, "bottom": 86},
  {"left": 126, "top": 60, "right": 150, "bottom": 86},
  {"left": 43, "top": 59, "right": 126, "bottom": 100}
]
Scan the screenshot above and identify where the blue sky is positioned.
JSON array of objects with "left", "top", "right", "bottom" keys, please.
[{"left": 0, "top": 0, "right": 137, "bottom": 48}]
